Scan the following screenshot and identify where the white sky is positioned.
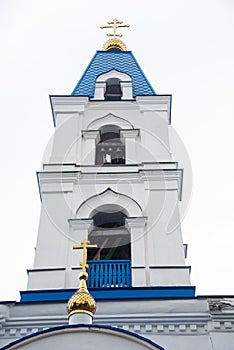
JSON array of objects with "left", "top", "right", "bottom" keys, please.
[{"left": 0, "top": 0, "right": 234, "bottom": 301}]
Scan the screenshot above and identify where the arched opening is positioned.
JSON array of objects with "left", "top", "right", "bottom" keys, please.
[
  {"left": 93, "top": 70, "right": 133, "bottom": 100},
  {"left": 104, "top": 78, "right": 122, "bottom": 101},
  {"left": 88, "top": 205, "right": 130, "bottom": 261},
  {"left": 96, "top": 124, "right": 125, "bottom": 165},
  {"left": 76, "top": 189, "right": 143, "bottom": 289},
  {"left": 87, "top": 204, "right": 131, "bottom": 288}
]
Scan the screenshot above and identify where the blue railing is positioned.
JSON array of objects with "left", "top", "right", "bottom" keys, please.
[{"left": 87, "top": 260, "right": 131, "bottom": 288}]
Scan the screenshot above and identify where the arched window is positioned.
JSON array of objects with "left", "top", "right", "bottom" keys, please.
[
  {"left": 96, "top": 125, "right": 125, "bottom": 165},
  {"left": 93, "top": 70, "right": 133, "bottom": 100},
  {"left": 104, "top": 78, "right": 122, "bottom": 101},
  {"left": 87, "top": 205, "right": 131, "bottom": 261}
]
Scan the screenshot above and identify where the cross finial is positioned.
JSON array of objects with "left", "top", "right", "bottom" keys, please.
[
  {"left": 73, "top": 239, "right": 97, "bottom": 274},
  {"left": 100, "top": 18, "right": 130, "bottom": 39}
]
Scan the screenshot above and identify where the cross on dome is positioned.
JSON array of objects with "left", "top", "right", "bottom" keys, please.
[
  {"left": 67, "top": 239, "right": 98, "bottom": 322},
  {"left": 100, "top": 18, "right": 130, "bottom": 51},
  {"left": 100, "top": 18, "right": 130, "bottom": 39},
  {"left": 73, "top": 239, "right": 97, "bottom": 275}
]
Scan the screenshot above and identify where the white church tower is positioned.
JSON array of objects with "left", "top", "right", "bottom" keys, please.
[
  {"left": 26, "top": 19, "right": 192, "bottom": 298},
  {"left": 1, "top": 19, "right": 234, "bottom": 350}
]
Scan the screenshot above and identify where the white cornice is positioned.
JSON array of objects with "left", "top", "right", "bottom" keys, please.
[
  {"left": 136, "top": 95, "right": 171, "bottom": 124},
  {"left": 37, "top": 168, "right": 183, "bottom": 199},
  {"left": 50, "top": 96, "right": 89, "bottom": 126}
]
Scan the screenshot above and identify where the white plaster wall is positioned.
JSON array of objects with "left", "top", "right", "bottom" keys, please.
[
  {"left": 49, "top": 97, "right": 172, "bottom": 166},
  {"left": 28, "top": 96, "right": 187, "bottom": 290},
  {"left": 33, "top": 192, "right": 73, "bottom": 267},
  {"left": 50, "top": 113, "right": 80, "bottom": 163},
  {"left": 29, "top": 176, "right": 187, "bottom": 289},
  {"left": 149, "top": 334, "right": 213, "bottom": 350},
  {"left": 146, "top": 190, "right": 185, "bottom": 266},
  {"left": 27, "top": 269, "right": 66, "bottom": 289},
  {"left": 210, "top": 332, "right": 234, "bottom": 350},
  {"left": 80, "top": 103, "right": 171, "bottom": 164}
]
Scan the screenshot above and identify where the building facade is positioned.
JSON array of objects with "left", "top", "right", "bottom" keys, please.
[{"left": 0, "top": 22, "right": 234, "bottom": 350}]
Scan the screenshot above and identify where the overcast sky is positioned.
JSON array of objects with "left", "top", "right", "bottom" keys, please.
[{"left": 0, "top": 0, "right": 234, "bottom": 301}]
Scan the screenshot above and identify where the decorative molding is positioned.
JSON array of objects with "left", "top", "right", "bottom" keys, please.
[
  {"left": 87, "top": 113, "right": 134, "bottom": 131},
  {"left": 120, "top": 129, "right": 140, "bottom": 139},
  {"left": 37, "top": 168, "right": 183, "bottom": 201},
  {"left": 136, "top": 95, "right": 171, "bottom": 124},
  {"left": 76, "top": 187, "right": 143, "bottom": 218},
  {"left": 50, "top": 96, "right": 89, "bottom": 126},
  {"left": 68, "top": 219, "right": 93, "bottom": 232},
  {"left": 96, "top": 70, "right": 132, "bottom": 83},
  {"left": 38, "top": 172, "right": 77, "bottom": 183},
  {"left": 0, "top": 321, "right": 212, "bottom": 342},
  {"left": 82, "top": 130, "right": 100, "bottom": 140},
  {"left": 125, "top": 217, "right": 147, "bottom": 229}
]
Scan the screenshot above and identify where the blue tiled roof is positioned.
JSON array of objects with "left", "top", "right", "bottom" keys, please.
[{"left": 72, "top": 50, "right": 156, "bottom": 97}]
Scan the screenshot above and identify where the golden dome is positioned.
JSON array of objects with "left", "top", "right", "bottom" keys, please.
[
  {"left": 67, "top": 271, "right": 96, "bottom": 318},
  {"left": 103, "top": 38, "right": 127, "bottom": 51}
]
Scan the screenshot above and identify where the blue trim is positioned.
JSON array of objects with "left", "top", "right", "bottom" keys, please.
[
  {"left": 0, "top": 324, "right": 165, "bottom": 350},
  {"left": 72, "top": 50, "right": 156, "bottom": 97},
  {"left": 20, "top": 286, "right": 195, "bottom": 302}
]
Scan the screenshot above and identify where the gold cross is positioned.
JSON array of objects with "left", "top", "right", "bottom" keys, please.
[
  {"left": 100, "top": 18, "right": 130, "bottom": 39},
  {"left": 73, "top": 239, "right": 97, "bottom": 273}
]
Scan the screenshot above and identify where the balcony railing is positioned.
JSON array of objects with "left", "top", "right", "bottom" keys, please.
[{"left": 87, "top": 260, "right": 131, "bottom": 288}]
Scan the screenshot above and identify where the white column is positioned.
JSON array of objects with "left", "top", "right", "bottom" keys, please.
[
  {"left": 66, "top": 219, "right": 93, "bottom": 288},
  {"left": 120, "top": 81, "right": 133, "bottom": 99},
  {"left": 125, "top": 217, "right": 147, "bottom": 287},
  {"left": 93, "top": 82, "right": 106, "bottom": 100},
  {"left": 120, "top": 129, "right": 140, "bottom": 164},
  {"left": 82, "top": 130, "right": 100, "bottom": 165}
]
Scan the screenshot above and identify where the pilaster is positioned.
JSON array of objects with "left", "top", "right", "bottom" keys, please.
[
  {"left": 125, "top": 217, "right": 147, "bottom": 286},
  {"left": 82, "top": 130, "right": 100, "bottom": 164},
  {"left": 67, "top": 219, "right": 93, "bottom": 288},
  {"left": 120, "top": 129, "right": 140, "bottom": 164}
]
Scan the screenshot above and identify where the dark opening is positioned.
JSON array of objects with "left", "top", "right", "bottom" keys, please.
[
  {"left": 100, "top": 131, "right": 119, "bottom": 143},
  {"left": 104, "top": 78, "right": 122, "bottom": 101},
  {"left": 94, "top": 210, "right": 126, "bottom": 228},
  {"left": 96, "top": 126, "right": 125, "bottom": 165},
  {"left": 88, "top": 210, "right": 130, "bottom": 261}
]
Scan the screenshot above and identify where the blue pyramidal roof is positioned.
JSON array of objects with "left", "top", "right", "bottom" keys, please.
[{"left": 72, "top": 50, "right": 156, "bottom": 97}]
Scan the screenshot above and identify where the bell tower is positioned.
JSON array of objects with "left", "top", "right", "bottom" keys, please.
[
  {"left": 24, "top": 19, "right": 194, "bottom": 302},
  {"left": 2, "top": 19, "right": 234, "bottom": 350}
]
